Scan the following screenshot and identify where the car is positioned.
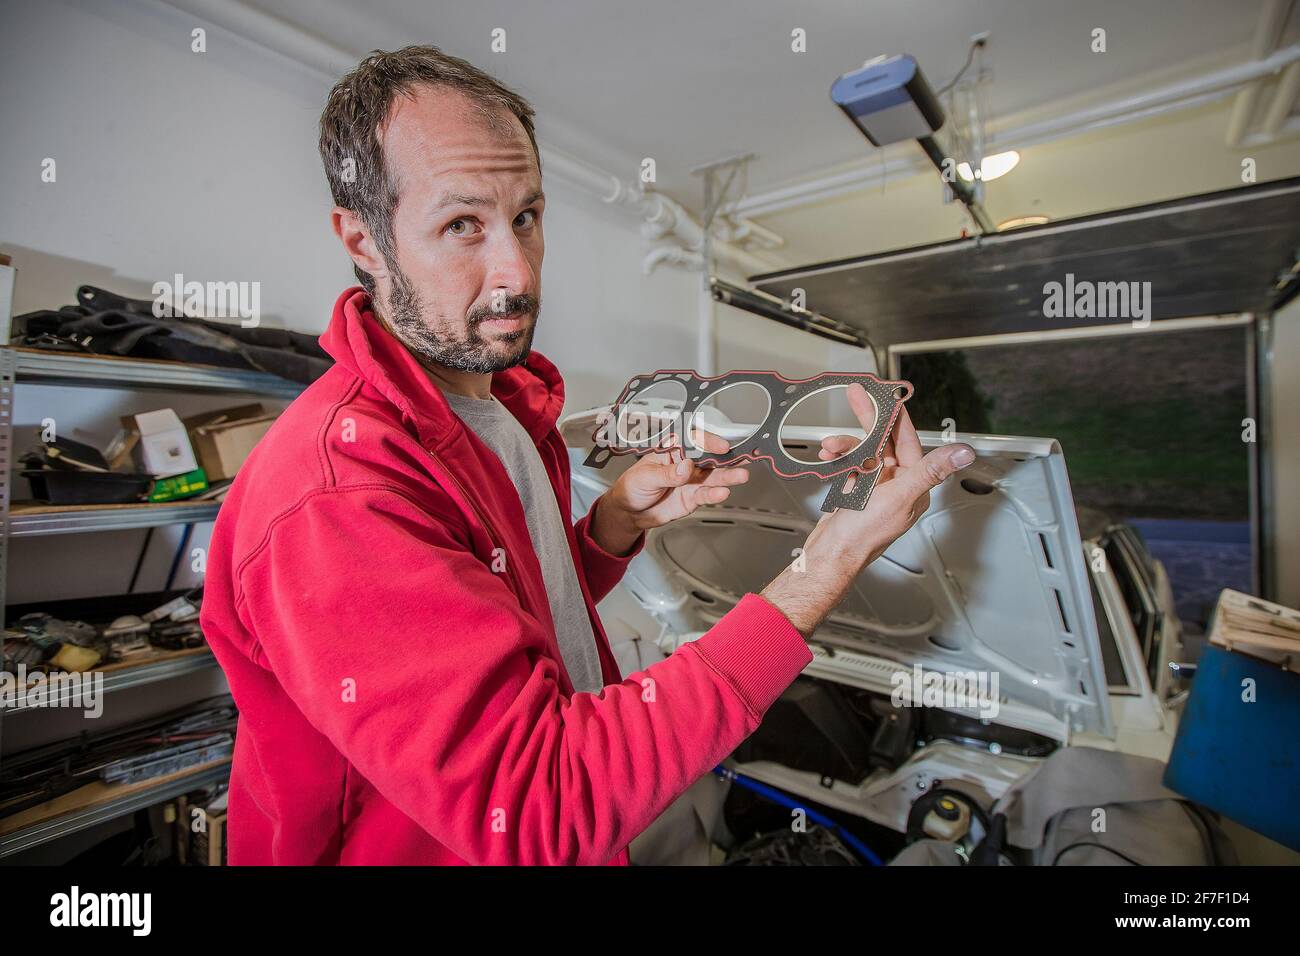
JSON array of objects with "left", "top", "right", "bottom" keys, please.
[{"left": 561, "top": 400, "right": 1189, "bottom": 850}]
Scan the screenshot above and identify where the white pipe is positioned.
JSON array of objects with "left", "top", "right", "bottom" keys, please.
[
  {"left": 538, "top": 146, "right": 624, "bottom": 203},
  {"left": 1251, "top": 0, "right": 1295, "bottom": 58},
  {"left": 728, "top": 153, "right": 921, "bottom": 218},
  {"left": 1262, "top": 61, "right": 1300, "bottom": 136},
  {"left": 1226, "top": 84, "right": 1263, "bottom": 146},
  {"left": 1239, "top": 113, "right": 1300, "bottom": 146},
  {"left": 642, "top": 244, "right": 703, "bottom": 274},
  {"left": 698, "top": 282, "right": 716, "bottom": 376},
  {"left": 631, "top": 192, "right": 778, "bottom": 274},
  {"left": 1227, "top": 0, "right": 1293, "bottom": 146},
  {"left": 156, "top": 0, "right": 357, "bottom": 77},
  {"left": 999, "top": 46, "right": 1300, "bottom": 141},
  {"left": 715, "top": 217, "right": 786, "bottom": 250}
]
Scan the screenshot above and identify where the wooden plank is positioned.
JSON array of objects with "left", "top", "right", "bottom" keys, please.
[
  {"left": 9, "top": 500, "right": 210, "bottom": 515},
  {"left": 0, "top": 757, "right": 231, "bottom": 837}
]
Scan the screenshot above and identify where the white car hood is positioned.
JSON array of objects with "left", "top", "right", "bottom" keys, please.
[{"left": 560, "top": 407, "right": 1113, "bottom": 738}]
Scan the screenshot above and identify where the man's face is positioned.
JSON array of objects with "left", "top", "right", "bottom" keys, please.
[{"left": 374, "top": 87, "right": 544, "bottom": 374}]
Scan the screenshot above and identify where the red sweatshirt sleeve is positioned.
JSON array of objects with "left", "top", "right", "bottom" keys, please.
[
  {"left": 571, "top": 494, "right": 645, "bottom": 604},
  {"left": 235, "top": 483, "right": 811, "bottom": 865}
]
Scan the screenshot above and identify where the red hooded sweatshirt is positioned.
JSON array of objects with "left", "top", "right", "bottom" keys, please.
[{"left": 199, "top": 287, "right": 813, "bottom": 865}]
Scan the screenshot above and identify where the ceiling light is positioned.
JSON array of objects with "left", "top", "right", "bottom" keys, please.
[{"left": 956, "top": 150, "right": 1020, "bottom": 182}]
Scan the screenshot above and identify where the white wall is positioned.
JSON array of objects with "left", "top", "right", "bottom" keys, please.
[
  {"left": 0, "top": 0, "right": 349, "bottom": 327},
  {"left": 3, "top": 4, "right": 867, "bottom": 837},
  {"left": 1270, "top": 299, "right": 1299, "bottom": 608},
  {"left": 0, "top": 0, "right": 751, "bottom": 850},
  {"left": 0, "top": 0, "right": 846, "bottom": 613}
]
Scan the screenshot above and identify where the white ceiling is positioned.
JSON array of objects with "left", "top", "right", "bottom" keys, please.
[
  {"left": 243, "top": 0, "right": 1284, "bottom": 189},
  {"left": 237, "top": 0, "right": 1300, "bottom": 267}
]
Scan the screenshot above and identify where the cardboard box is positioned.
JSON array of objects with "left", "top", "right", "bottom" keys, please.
[
  {"left": 189, "top": 808, "right": 228, "bottom": 866},
  {"left": 124, "top": 408, "right": 197, "bottom": 478},
  {"left": 183, "top": 403, "right": 277, "bottom": 482},
  {"left": 148, "top": 467, "right": 209, "bottom": 502}
]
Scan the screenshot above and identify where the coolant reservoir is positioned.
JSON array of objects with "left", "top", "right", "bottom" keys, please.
[{"left": 922, "top": 796, "right": 972, "bottom": 842}]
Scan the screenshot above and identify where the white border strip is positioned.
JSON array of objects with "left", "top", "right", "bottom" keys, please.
[{"left": 887, "top": 313, "right": 1253, "bottom": 373}]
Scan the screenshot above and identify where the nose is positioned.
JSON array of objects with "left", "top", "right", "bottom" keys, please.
[{"left": 486, "top": 230, "right": 534, "bottom": 300}]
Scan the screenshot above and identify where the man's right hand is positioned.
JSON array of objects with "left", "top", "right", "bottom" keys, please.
[{"left": 761, "top": 386, "right": 975, "bottom": 637}]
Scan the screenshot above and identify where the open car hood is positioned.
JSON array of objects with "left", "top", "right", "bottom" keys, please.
[{"left": 560, "top": 405, "right": 1113, "bottom": 738}]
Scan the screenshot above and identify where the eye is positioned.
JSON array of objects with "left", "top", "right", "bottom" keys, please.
[
  {"left": 445, "top": 218, "right": 480, "bottom": 237},
  {"left": 515, "top": 209, "right": 538, "bottom": 228}
]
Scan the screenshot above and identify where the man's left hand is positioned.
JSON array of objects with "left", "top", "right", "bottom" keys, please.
[{"left": 590, "top": 427, "right": 749, "bottom": 555}]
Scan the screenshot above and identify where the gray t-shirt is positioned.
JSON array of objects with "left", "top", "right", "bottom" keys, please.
[{"left": 441, "top": 389, "right": 606, "bottom": 695}]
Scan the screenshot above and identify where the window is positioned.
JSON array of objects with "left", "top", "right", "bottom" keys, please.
[
  {"left": 1105, "top": 533, "right": 1162, "bottom": 689},
  {"left": 896, "top": 322, "right": 1254, "bottom": 639},
  {"left": 1090, "top": 570, "right": 1131, "bottom": 691}
]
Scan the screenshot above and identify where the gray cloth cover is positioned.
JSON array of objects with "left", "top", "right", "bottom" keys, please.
[
  {"left": 890, "top": 747, "right": 1236, "bottom": 865},
  {"left": 995, "top": 746, "right": 1236, "bottom": 865}
]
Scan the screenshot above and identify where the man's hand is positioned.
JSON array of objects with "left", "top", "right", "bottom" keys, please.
[
  {"left": 762, "top": 384, "right": 975, "bottom": 637},
  {"left": 589, "top": 426, "right": 749, "bottom": 557}
]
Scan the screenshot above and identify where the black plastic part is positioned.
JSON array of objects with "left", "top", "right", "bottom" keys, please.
[
  {"left": 33, "top": 434, "right": 111, "bottom": 471},
  {"left": 22, "top": 469, "right": 153, "bottom": 505},
  {"left": 868, "top": 706, "right": 918, "bottom": 770},
  {"left": 920, "top": 707, "right": 1059, "bottom": 758},
  {"left": 709, "top": 278, "right": 869, "bottom": 348},
  {"left": 969, "top": 812, "right": 1007, "bottom": 866},
  {"left": 733, "top": 678, "right": 877, "bottom": 785}
]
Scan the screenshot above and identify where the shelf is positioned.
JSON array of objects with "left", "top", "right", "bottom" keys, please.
[
  {"left": 0, "top": 757, "right": 231, "bottom": 858},
  {"left": 7, "top": 347, "right": 306, "bottom": 398},
  {"left": 7, "top": 499, "right": 221, "bottom": 536},
  {"left": 2, "top": 648, "right": 218, "bottom": 714}
]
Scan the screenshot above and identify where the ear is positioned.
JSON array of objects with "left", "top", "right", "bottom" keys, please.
[{"left": 332, "top": 207, "right": 390, "bottom": 281}]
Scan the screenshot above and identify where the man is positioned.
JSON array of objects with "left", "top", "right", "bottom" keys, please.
[{"left": 200, "top": 45, "right": 976, "bottom": 865}]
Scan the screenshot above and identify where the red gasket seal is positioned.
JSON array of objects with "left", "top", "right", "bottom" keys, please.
[{"left": 583, "top": 369, "right": 913, "bottom": 511}]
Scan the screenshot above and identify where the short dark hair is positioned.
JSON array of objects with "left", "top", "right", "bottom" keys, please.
[{"left": 318, "top": 45, "right": 540, "bottom": 294}]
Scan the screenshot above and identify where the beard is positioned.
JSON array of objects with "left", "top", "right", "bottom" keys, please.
[{"left": 381, "top": 261, "right": 538, "bottom": 375}]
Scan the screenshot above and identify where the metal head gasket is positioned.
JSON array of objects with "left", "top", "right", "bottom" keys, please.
[{"left": 582, "top": 369, "right": 914, "bottom": 512}]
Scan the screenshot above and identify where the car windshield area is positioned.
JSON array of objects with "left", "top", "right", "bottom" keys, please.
[
  {"left": 1104, "top": 533, "right": 1161, "bottom": 688},
  {"left": 1090, "top": 572, "right": 1131, "bottom": 691}
]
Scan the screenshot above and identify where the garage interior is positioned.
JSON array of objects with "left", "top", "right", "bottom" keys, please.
[{"left": 2, "top": 0, "right": 1299, "bottom": 872}]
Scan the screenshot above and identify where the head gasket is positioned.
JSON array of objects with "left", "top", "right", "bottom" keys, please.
[{"left": 582, "top": 369, "right": 914, "bottom": 513}]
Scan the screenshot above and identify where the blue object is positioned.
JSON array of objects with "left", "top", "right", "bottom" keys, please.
[
  {"left": 830, "top": 54, "right": 945, "bottom": 146},
  {"left": 1164, "top": 643, "right": 1300, "bottom": 851},
  {"left": 713, "top": 765, "right": 883, "bottom": 865}
]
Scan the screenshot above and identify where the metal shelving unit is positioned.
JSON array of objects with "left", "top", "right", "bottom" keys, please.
[
  {"left": 0, "top": 760, "right": 231, "bottom": 859},
  {"left": 1, "top": 340, "right": 305, "bottom": 857},
  {"left": 3, "top": 650, "right": 219, "bottom": 715},
  {"left": 10, "top": 347, "right": 305, "bottom": 398},
  {"left": 8, "top": 500, "right": 223, "bottom": 537}
]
